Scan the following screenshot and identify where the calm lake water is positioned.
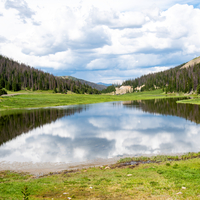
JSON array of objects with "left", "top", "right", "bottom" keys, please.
[{"left": 0, "top": 98, "right": 200, "bottom": 163}]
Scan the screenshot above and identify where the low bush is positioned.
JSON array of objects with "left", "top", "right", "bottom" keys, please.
[{"left": 0, "top": 88, "right": 7, "bottom": 96}]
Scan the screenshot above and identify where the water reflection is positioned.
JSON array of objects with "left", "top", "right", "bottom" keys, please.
[
  {"left": 0, "top": 106, "right": 87, "bottom": 145},
  {"left": 1, "top": 98, "right": 200, "bottom": 163}
]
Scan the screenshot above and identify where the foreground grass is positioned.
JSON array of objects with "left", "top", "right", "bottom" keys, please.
[
  {"left": 1, "top": 156, "right": 200, "bottom": 199},
  {"left": 0, "top": 89, "right": 183, "bottom": 110}
]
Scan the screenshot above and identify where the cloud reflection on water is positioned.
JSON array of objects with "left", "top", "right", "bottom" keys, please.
[{"left": 1, "top": 100, "right": 200, "bottom": 163}]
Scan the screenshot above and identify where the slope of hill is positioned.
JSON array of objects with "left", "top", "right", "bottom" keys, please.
[
  {"left": 123, "top": 56, "right": 200, "bottom": 93},
  {"left": 181, "top": 56, "right": 200, "bottom": 69},
  {"left": 60, "top": 76, "right": 107, "bottom": 91},
  {"left": 0, "top": 55, "right": 100, "bottom": 94}
]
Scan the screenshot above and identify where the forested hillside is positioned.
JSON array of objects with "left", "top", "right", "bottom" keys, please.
[
  {"left": 123, "top": 59, "right": 200, "bottom": 93},
  {"left": 0, "top": 55, "right": 100, "bottom": 94},
  {"left": 60, "top": 76, "right": 107, "bottom": 91},
  {"left": 101, "top": 85, "right": 116, "bottom": 93}
]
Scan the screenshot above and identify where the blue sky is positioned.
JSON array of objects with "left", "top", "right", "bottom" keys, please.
[{"left": 0, "top": 0, "right": 200, "bottom": 84}]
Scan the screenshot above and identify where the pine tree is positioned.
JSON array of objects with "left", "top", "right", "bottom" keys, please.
[{"left": 197, "top": 84, "right": 200, "bottom": 94}]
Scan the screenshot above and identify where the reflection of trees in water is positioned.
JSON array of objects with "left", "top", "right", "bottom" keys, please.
[
  {"left": 0, "top": 106, "right": 86, "bottom": 145},
  {"left": 123, "top": 98, "right": 200, "bottom": 124}
]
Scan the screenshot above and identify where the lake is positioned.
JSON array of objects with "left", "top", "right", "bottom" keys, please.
[{"left": 0, "top": 98, "right": 200, "bottom": 164}]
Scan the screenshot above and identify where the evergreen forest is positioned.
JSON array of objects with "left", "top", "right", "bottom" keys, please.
[
  {"left": 123, "top": 61, "right": 200, "bottom": 94},
  {"left": 101, "top": 85, "right": 116, "bottom": 93},
  {"left": 0, "top": 55, "right": 100, "bottom": 95}
]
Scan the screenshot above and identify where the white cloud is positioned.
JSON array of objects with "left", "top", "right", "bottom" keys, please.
[
  {"left": 4, "top": 0, "right": 40, "bottom": 25},
  {"left": 87, "top": 7, "right": 147, "bottom": 29},
  {"left": 86, "top": 58, "right": 110, "bottom": 70},
  {"left": 0, "top": 1, "right": 200, "bottom": 82}
]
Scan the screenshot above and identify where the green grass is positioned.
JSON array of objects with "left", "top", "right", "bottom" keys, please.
[
  {"left": 1, "top": 157, "right": 200, "bottom": 199},
  {"left": 117, "top": 152, "right": 200, "bottom": 164},
  {"left": 0, "top": 89, "right": 184, "bottom": 110},
  {"left": 177, "top": 97, "right": 200, "bottom": 105}
]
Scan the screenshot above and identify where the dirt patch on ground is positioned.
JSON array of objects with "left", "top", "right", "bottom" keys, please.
[
  {"left": 0, "top": 153, "right": 185, "bottom": 175},
  {"left": 0, "top": 158, "right": 119, "bottom": 176},
  {"left": 1, "top": 93, "right": 26, "bottom": 97}
]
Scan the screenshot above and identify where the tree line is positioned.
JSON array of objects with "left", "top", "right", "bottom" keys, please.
[
  {"left": 101, "top": 85, "right": 116, "bottom": 93},
  {"left": 123, "top": 62, "right": 200, "bottom": 93},
  {"left": 0, "top": 55, "right": 100, "bottom": 94}
]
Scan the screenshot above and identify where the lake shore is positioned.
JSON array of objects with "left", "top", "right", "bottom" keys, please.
[
  {"left": 0, "top": 89, "right": 190, "bottom": 110},
  {"left": 0, "top": 158, "right": 119, "bottom": 176},
  {"left": 1, "top": 153, "right": 200, "bottom": 199},
  {"left": 0, "top": 152, "right": 190, "bottom": 176}
]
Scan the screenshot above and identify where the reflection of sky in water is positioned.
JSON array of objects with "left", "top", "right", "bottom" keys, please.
[{"left": 1, "top": 101, "right": 200, "bottom": 163}]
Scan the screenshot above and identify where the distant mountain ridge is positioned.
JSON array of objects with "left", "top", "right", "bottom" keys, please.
[
  {"left": 97, "top": 82, "right": 112, "bottom": 87},
  {"left": 60, "top": 76, "right": 107, "bottom": 91}
]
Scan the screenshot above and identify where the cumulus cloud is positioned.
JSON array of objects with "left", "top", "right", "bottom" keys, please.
[
  {"left": 87, "top": 7, "right": 147, "bottom": 29},
  {"left": 4, "top": 0, "right": 39, "bottom": 24},
  {"left": 18, "top": 7, "right": 111, "bottom": 57},
  {"left": 0, "top": 36, "right": 8, "bottom": 43},
  {"left": 0, "top": 1, "right": 200, "bottom": 82}
]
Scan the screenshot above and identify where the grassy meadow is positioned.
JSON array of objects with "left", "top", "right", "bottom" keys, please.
[
  {"left": 0, "top": 89, "right": 185, "bottom": 110},
  {"left": 1, "top": 155, "right": 200, "bottom": 199}
]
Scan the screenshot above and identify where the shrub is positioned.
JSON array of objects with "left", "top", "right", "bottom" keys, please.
[{"left": 0, "top": 88, "right": 7, "bottom": 96}]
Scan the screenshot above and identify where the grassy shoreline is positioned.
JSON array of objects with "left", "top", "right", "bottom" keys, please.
[
  {"left": 0, "top": 89, "right": 188, "bottom": 111},
  {"left": 1, "top": 155, "right": 200, "bottom": 199},
  {"left": 177, "top": 97, "right": 200, "bottom": 105}
]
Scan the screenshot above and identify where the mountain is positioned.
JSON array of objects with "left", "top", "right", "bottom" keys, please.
[
  {"left": 123, "top": 56, "right": 200, "bottom": 93},
  {"left": 0, "top": 55, "right": 100, "bottom": 94},
  {"left": 60, "top": 76, "right": 107, "bottom": 91},
  {"left": 97, "top": 82, "right": 112, "bottom": 87}
]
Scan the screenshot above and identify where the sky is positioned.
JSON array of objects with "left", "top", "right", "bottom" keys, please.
[{"left": 0, "top": 0, "right": 200, "bottom": 84}]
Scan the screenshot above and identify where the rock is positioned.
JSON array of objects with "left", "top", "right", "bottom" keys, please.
[
  {"left": 176, "top": 192, "right": 182, "bottom": 195},
  {"left": 182, "top": 187, "right": 186, "bottom": 190},
  {"left": 63, "top": 192, "right": 68, "bottom": 194},
  {"left": 105, "top": 166, "right": 110, "bottom": 169},
  {"left": 90, "top": 186, "right": 93, "bottom": 189},
  {"left": 67, "top": 197, "right": 71, "bottom": 200},
  {"left": 127, "top": 174, "right": 132, "bottom": 177}
]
